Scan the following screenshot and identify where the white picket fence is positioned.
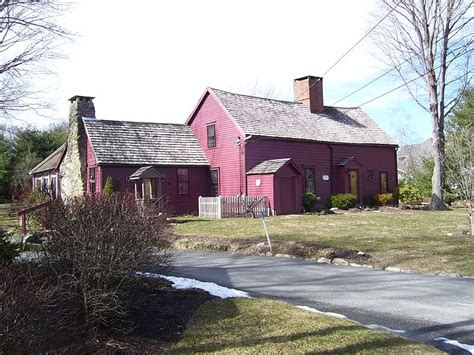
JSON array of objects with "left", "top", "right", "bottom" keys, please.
[{"left": 198, "top": 195, "right": 269, "bottom": 219}]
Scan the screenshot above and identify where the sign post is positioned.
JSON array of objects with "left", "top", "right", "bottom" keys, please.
[{"left": 260, "top": 212, "right": 272, "bottom": 253}]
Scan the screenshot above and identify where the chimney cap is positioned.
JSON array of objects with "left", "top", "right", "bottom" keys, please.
[
  {"left": 68, "top": 95, "right": 95, "bottom": 103},
  {"left": 294, "top": 75, "right": 322, "bottom": 82}
]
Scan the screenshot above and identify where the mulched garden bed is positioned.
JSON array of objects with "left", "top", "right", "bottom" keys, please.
[{"left": 61, "top": 277, "right": 217, "bottom": 354}]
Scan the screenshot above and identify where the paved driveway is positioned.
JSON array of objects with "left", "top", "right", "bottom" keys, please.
[{"left": 152, "top": 250, "right": 474, "bottom": 354}]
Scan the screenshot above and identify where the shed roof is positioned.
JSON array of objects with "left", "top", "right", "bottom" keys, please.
[
  {"left": 30, "top": 143, "right": 66, "bottom": 175},
  {"left": 208, "top": 88, "right": 397, "bottom": 146},
  {"left": 247, "top": 158, "right": 302, "bottom": 175},
  {"left": 83, "top": 119, "right": 209, "bottom": 166}
]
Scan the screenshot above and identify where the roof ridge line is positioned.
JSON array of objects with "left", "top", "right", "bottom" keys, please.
[
  {"left": 209, "top": 87, "right": 297, "bottom": 105},
  {"left": 209, "top": 88, "right": 361, "bottom": 109},
  {"left": 82, "top": 117, "right": 188, "bottom": 126}
]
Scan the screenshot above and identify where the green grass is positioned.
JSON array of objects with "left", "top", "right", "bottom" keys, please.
[
  {"left": 167, "top": 298, "right": 440, "bottom": 354},
  {"left": 174, "top": 209, "right": 474, "bottom": 275},
  {"left": 0, "top": 203, "right": 19, "bottom": 232}
]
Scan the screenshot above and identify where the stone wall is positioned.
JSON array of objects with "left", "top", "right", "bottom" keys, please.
[{"left": 60, "top": 96, "right": 95, "bottom": 199}]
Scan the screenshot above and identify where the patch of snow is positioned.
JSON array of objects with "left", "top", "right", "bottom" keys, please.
[
  {"left": 296, "top": 305, "right": 347, "bottom": 319},
  {"left": 435, "top": 337, "right": 474, "bottom": 354},
  {"left": 137, "top": 272, "right": 251, "bottom": 299}
]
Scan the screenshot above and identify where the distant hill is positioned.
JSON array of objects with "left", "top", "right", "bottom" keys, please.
[{"left": 398, "top": 138, "right": 433, "bottom": 177}]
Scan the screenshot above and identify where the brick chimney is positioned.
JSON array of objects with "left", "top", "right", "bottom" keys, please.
[
  {"left": 293, "top": 76, "right": 324, "bottom": 113},
  {"left": 60, "top": 95, "right": 95, "bottom": 199}
]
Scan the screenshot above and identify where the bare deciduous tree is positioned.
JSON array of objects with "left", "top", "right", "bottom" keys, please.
[
  {"left": 446, "top": 126, "right": 473, "bottom": 235},
  {"left": 373, "top": 0, "right": 473, "bottom": 209},
  {"left": 0, "top": 0, "right": 70, "bottom": 119}
]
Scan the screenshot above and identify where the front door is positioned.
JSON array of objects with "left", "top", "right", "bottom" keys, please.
[
  {"left": 279, "top": 177, "right": 296, "bottom": 214},
  {"left": 349, "top": 170, "right": 359, "bottom": 198}
]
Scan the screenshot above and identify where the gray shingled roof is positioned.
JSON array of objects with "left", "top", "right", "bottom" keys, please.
[
  {"left": 83, "top": 119, "right": 209, "bottom": 166},
  {"left": 129, "top": 166, "right": 165, "bottom": 180},
  {"left": 30, "top": 143, "right": 66, "bottom": 174},
  {"left": 247, "top": 158, "right": 293, "bottom": 175},
  {"left": 210, "top": 88, "right": 396, "bottom": 146}
]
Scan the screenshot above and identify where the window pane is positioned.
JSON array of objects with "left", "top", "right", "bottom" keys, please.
[
  {"left": 89, "top": 167, "right": 96, "bottom": 193},
  {"left": 51, "top": 177, "right": 57, "bottom": 199},
  {"left": 210, "top": 169, "right": 218, "bottom": 196},
  {"left": 207, "top": 124, "right": 216, "bottom": 148},
  {"left": 177, "top": 168, "right": 189, "bottom": 194},
  {"left": 380, "top": 172, "right": 388, "bottom": 193},
  {"left": 368, "top": 170, "right": 374, "bottom": 182},
  {"left": 305, "top": 168, "right": 315, "bottom": 193}
]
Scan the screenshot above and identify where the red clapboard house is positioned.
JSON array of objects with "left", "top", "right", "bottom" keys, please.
[{"left": 31, "top": 76, "right": 397, "bottom": 215}]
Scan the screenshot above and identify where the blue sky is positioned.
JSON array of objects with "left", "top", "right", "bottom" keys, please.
[{"left": 3, "top": 0, "right": 442, "bottom": 145}]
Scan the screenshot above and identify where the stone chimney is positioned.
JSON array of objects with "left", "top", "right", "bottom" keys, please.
[
  {"left": 293, "top": 75, "right": 324, "bottom": 113},
  {"left": 60, "top": 95, "right": 95, "bottom": 199}
]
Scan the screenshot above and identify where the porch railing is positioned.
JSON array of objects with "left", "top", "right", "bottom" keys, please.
[{"left": 17, "top": 201, "right": 51, "bottom": 234}]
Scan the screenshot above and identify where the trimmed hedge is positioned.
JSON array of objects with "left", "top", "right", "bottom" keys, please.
[
  {"left": 398, "top": 184, "right": 423, "bottom": 205},
  {"left": 376, "top": 193, "right": 393, "bottom": 206},
  {"left": 302, "top": 192, "right": 320, "bottom": 212},
  {"left": 329, "top": 194, "right": 357, "bottom": 210}
]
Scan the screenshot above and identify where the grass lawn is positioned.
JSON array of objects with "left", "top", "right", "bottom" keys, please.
[
  {"left": 167, "top": 298, "right": 440, "bottom": 354},
  {"left": 174, "top": 208, "right": 474, "bottom": 275},
  {"left": 0, "top": 203, "right": 19, "bottom": 232}
]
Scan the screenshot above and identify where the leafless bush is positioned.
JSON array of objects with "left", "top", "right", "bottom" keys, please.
[
  {"left": 0, "top": 264, "right": 79, "bottom": 353},
  {"left": 43, "top": 193, "right": 173, "bottom": 333}
]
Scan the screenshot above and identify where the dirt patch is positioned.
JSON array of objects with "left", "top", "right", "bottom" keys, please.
[
  {"left": 173, "top": 236, "right": 373, "bottom": 265},
  {"left": 52, "top": 277, "right": 216, "bottom": 354}
]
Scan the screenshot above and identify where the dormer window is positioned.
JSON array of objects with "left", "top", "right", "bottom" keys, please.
[{"left": 207, "top": 124, "right": 216, "bottom": 148}]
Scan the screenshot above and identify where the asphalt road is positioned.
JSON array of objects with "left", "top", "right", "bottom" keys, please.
[{"left": 152, "top": 250, "right": 474, "bottom": 354}]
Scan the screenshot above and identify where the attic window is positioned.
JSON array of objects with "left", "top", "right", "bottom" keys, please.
[{"left": 207, "top": 124, "right": 216, "bottom": 148}]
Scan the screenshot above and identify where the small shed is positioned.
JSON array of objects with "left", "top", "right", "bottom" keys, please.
[{"left": 246, "top": 158, "right": 303, "bottom": 215}]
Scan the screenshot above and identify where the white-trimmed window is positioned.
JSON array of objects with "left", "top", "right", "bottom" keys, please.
[
  {"left": 177, "top": 168, "right": 189, "bottom": 195},
  {"left": 35, "top": 177, "right": 42, "bottom": 191},
  {"left": 50, "top": 175, "right": 57, "bottom": 199},
  {"left": 89, "top": 167, "right": 96, "bottom": 194}
]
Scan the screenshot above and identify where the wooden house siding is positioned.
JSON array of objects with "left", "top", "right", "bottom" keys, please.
[
  {"left": 189, "top": 92, "right": 246, "bottom": 196},
  {"left": 331, "top": 144, "right": 397, "bottom": 201},
  {"left": 99, "top": 165, "right": 209, "bottom": 214},
  {"left": 245, "top": 138, "right": 396, "bottom": 204},
  {"left": 246, "top": 174, "right": 274, "bottom": 213},
  {"left": 245, "top": 138, "right": 332, "bottom": 200},
  {"left": 86, "top": 137, "right": 101, "bottom": 195}
]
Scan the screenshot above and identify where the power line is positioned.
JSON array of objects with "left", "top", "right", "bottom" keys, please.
[
  {"left": 331, "top": 33, "right": 473, "bottom": 105},
  {"left": 357, "top": 47, "right": 474, "bottom": 107},
  {"left": 296, "top": 0, "right": 402, "bottom": 101}
]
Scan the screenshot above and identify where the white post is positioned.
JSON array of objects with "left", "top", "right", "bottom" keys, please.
[
  {"left": 198, "top": 196, "right": 202, "bottom": 217},
  {"left": 217, "top": 196, "right": 222, "bottom": 219},
  {"left": 261, "top": 212, "right": 272, "bottom": 253}
]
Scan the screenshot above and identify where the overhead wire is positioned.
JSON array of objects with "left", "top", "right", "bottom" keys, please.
[
  {"left": 331, "top": 33, "right": 474, "bottom": 106},
  {"left": 357, "top": 45, "right": 474, "bottom": 107},
  {"left": 295, "top": 0, "right": 402, "bottom": 101}
]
